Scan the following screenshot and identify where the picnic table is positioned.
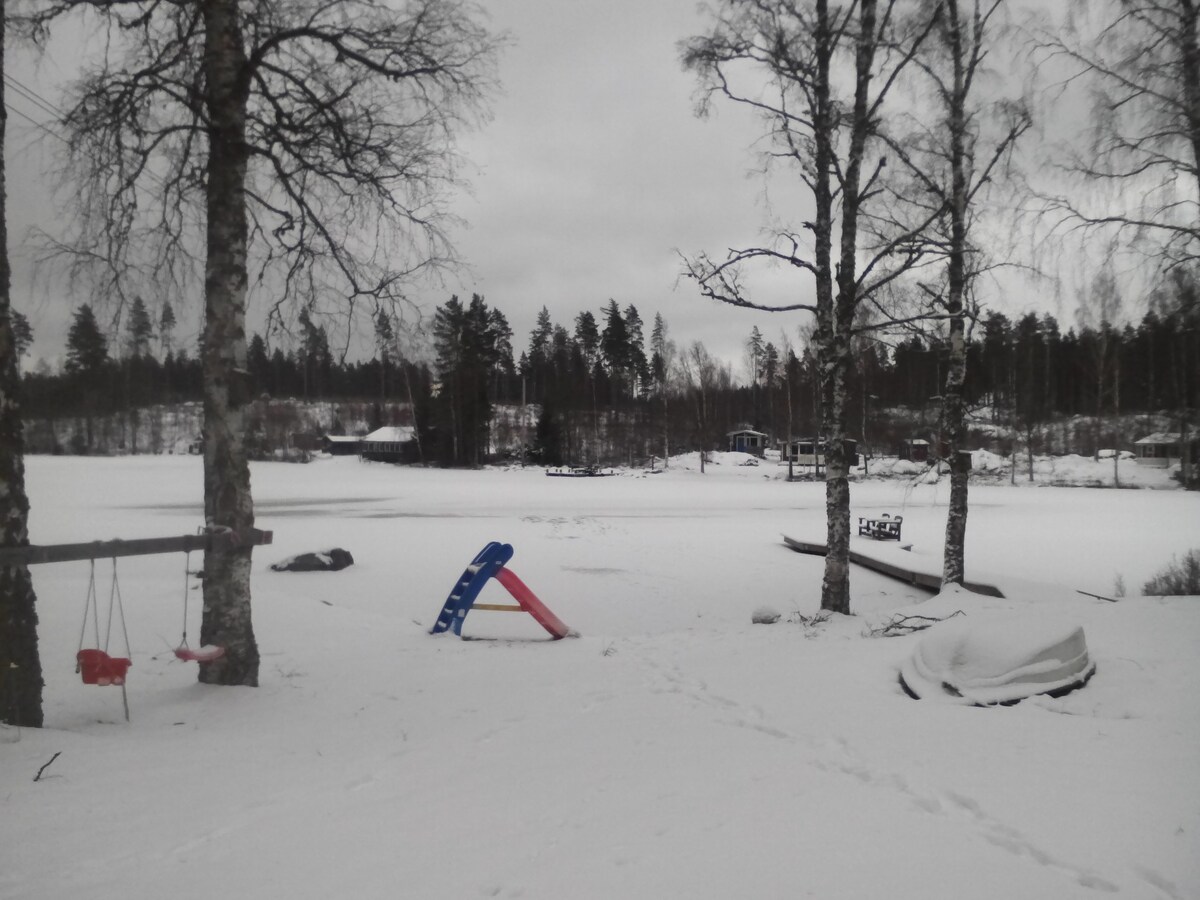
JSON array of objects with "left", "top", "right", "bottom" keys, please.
[{"left": 858, "top": 514, "right": 903, "bottom": 541}]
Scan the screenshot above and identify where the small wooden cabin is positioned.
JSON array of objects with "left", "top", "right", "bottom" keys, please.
[
  {"left": 360, "top": 426, "right": 416, "bottom": 463},
  {"left": 1134, "top": 432, "right": 1199, "bottom": 467},
  {"left": 899, "top": 438, "right": 930, "bottom": 462},
  {"left": 781, "top": 437, "right": 859, "bottom": 467},
  {"left": 727, "top": 428, "right": 768, "bottom": 455},
  {"left": 323, "top": 434, "right": 363, "bottom": 456}
]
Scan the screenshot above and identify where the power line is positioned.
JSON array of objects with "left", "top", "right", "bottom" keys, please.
[
  {"left": 3, "top": 74, "right": 64, "bottom": 121},
  {"left": 4, "top": 98, "right": 177, "bottom": 194},
  {"left": 4, "top": 101, "right": 68, "bottom": 145}
]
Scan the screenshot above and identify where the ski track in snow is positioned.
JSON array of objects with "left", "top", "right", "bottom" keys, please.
[{"left": 630, "top": 637, "right": 1152, "bottom": 897}]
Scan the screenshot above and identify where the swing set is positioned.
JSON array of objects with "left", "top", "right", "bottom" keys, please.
[{"left": 1, "top": 527, "right": 272, "bottom": 720}]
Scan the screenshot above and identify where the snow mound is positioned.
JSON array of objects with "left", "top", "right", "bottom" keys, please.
[
  {"left": 899, "top": 613, "right": 1095, "bottom": 705},
  {"left": 269, "top": 548, "right": 355, "bottom": 572},
  {"left": 970, "top": 449, "right": 1008, "bottom": 472}
]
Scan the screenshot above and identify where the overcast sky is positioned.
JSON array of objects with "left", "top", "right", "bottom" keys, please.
[
  {"left": 6, "top": 0, "right": 1062, "bottom": 374},
  {"left": 437, "top": 0, "right": 817, "bottom": 371}
]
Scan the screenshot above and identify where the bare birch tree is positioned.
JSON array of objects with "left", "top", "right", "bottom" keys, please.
[
  {"left": 885, "top": 0, "right": 1029, "bottom": 585},
  {"left": 0, "top": 2, "right": 44, "bottom": 727},
  {"left": 682, "top": 0, "right": 942, "bottom": 613},
  {"left": 27, "top": 0, "right": 500, "bottom": 685}
]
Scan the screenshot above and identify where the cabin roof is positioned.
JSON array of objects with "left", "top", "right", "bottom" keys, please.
[
  {"left": 1135, "top": 432, "right": 1182, "bottom": 445},
  {"left": 363, "top": 426, "right": 414, "bottom": 443}
]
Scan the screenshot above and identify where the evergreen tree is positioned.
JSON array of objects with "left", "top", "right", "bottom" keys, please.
[
  {"left": 159, "top": 300, "right": 176, "bottom": 359},
  {"left": 600, "top": 299, "right": 631, "bottom": 400},
  {"left": 650, "top": 314, "right": 672, "bottom": 388},
  {"left": 432, "top": 294, "right": 506, "bottom": 465},
  {"left": 525, "top": 306, "right": 554, "bottom": 403},
  {"left": 762, "top": 340, "right": 779, "bottom": 430},
  {"left": 11, "top": 310, "right": 31, "bottom": 358},
  {"left": 65, "top": 304, "right": 109, "bottom": 374},
  {"left": 746, "top": 326, "right": 766, "bottom": 426},
  {"left": 297, "top": 308, "right": 333, "bottom": 399},
  {"left": 624, "top": 304, "right": 649, "bottom": 394},
  {"left": 125, "top": 295, "right": 154, "bottom": 357},
  {"left": 247, "top": 334, "right": 270, "bottom": 395},
  {"left": 488, "top": 308, "right": 515, "bottom": 382},
  {"left": 574, "top": 311, "right": 600, "bottom": 370},
  {"left": 532, "top": 396, "right": 565, "bottom": 466},
  {"left": 746, "top": 326, "right": 765, "bottom": 384}
]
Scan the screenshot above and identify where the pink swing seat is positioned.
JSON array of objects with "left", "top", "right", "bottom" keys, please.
[{"left": 173, "top": 644, "right": 226, "bottom": 663}]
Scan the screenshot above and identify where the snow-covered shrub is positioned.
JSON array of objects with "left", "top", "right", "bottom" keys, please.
[
  {"left": 1142, "top": 549, "right": 1200, "bottom": 596},
  {"left": 1172, "top": 466, "right": 1200, "bottom": 491}
]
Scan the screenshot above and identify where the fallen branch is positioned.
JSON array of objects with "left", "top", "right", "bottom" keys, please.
[
  {"left": 1076, "top": 589, "right": 1119, "bottom": 603},
  {"left": 34, "top": 752, "right": 61, "bottom": 782},
  {"left": 867, "top": 610, "right": 965, "bottom": 638},
  {"left": 788, "top": 610, "right": 833, "bottom": 627}
]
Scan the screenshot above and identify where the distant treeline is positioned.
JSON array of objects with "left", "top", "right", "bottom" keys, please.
[{"left": 20, "top": 284, "right": 1199, "bottom": 466}]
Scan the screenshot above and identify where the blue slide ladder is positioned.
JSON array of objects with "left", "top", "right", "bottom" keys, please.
[{"left": 430, "top": 541, "right": 515, "bottom": 636}]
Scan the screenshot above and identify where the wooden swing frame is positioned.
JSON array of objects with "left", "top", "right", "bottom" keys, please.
[
  {"left": 4, "top": 528, "right": 272, "bottom": 719},
  {"left": 0, "top": 528, "right": 272, "bottom": 567}
]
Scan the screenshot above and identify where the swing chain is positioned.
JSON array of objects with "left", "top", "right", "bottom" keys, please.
[
  {"left": 76, "top": 559, "right": 99, "bottom": 669},
  {"left": 106, "top": 560, "right": 132, "bottom": 660},
  {"left": 179, "top": 549, "right": 192, "bottom": 650}
]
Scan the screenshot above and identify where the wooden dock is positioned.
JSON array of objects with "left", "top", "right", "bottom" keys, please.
[{"left": 782, "top": 534, "right": 1004, "bottom": 598}]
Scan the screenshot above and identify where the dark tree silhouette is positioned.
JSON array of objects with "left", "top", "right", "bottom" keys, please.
[{"left": 65, "top": 304, "right": 109, "bottom": 374}]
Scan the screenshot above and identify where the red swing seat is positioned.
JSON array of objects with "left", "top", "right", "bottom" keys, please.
[{"left": 76, "top": 649, "right": 132, "bottom": 686}]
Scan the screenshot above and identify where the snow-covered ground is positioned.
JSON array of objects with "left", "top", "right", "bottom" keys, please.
[{"left": 3, "top": 454, "right": 1198, "bottom": 899}]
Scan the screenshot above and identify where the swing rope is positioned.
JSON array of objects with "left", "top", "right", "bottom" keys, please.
[
  {"left": 106, "top": 561, "right": 131, "bottom": 660},
  {"left": 174, "top": 549, "right": 225, "bottom": 662},
  {"left": 76, "top": 558, "right": 133, "bottom": 712},
  {"left": 178, "top": 550, "right": 192, "bottom": 651},
  {"left": 76, "top": 559, "right": 99, "bottom": 660},
  {"left": 76, "top": 558, "right": 132, "bottom": 660}
]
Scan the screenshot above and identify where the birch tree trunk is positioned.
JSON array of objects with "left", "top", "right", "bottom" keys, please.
[
  {"left": 198, "top": 0, "right": 259, "bottom": 686},
  {"left": 819, "top": 338, "right": 853, "bottom": 613},
  {"left": 820, "top": 0, "right": 878, "bottom": 615},
  {"left": 681, "top": 0, "right": 941, "bottom": 614},
  {"left": 0, "top": 5, "right": 44, "bottom": 725},
  {"left": 941, "top": 0, "right": 970, "bottom": 587}
]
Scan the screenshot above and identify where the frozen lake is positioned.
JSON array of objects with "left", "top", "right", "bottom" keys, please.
[{"left": 4, "top": 454, "right": 1198, "bottom": 899}]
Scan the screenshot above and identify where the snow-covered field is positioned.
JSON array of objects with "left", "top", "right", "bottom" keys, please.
[{"left": 3, "top": 453, "right": 1198, "bottom": 899}]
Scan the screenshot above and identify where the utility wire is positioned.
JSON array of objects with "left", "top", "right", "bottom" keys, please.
[
  {"left": 4, "top": 101, "right": 67, "bottom": 144},
  {"left": 3, "top": 74, "right": 65, "bottom": 121},
  {"left": 4, "top": 95, "right": 177, "bottom": 195}
]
